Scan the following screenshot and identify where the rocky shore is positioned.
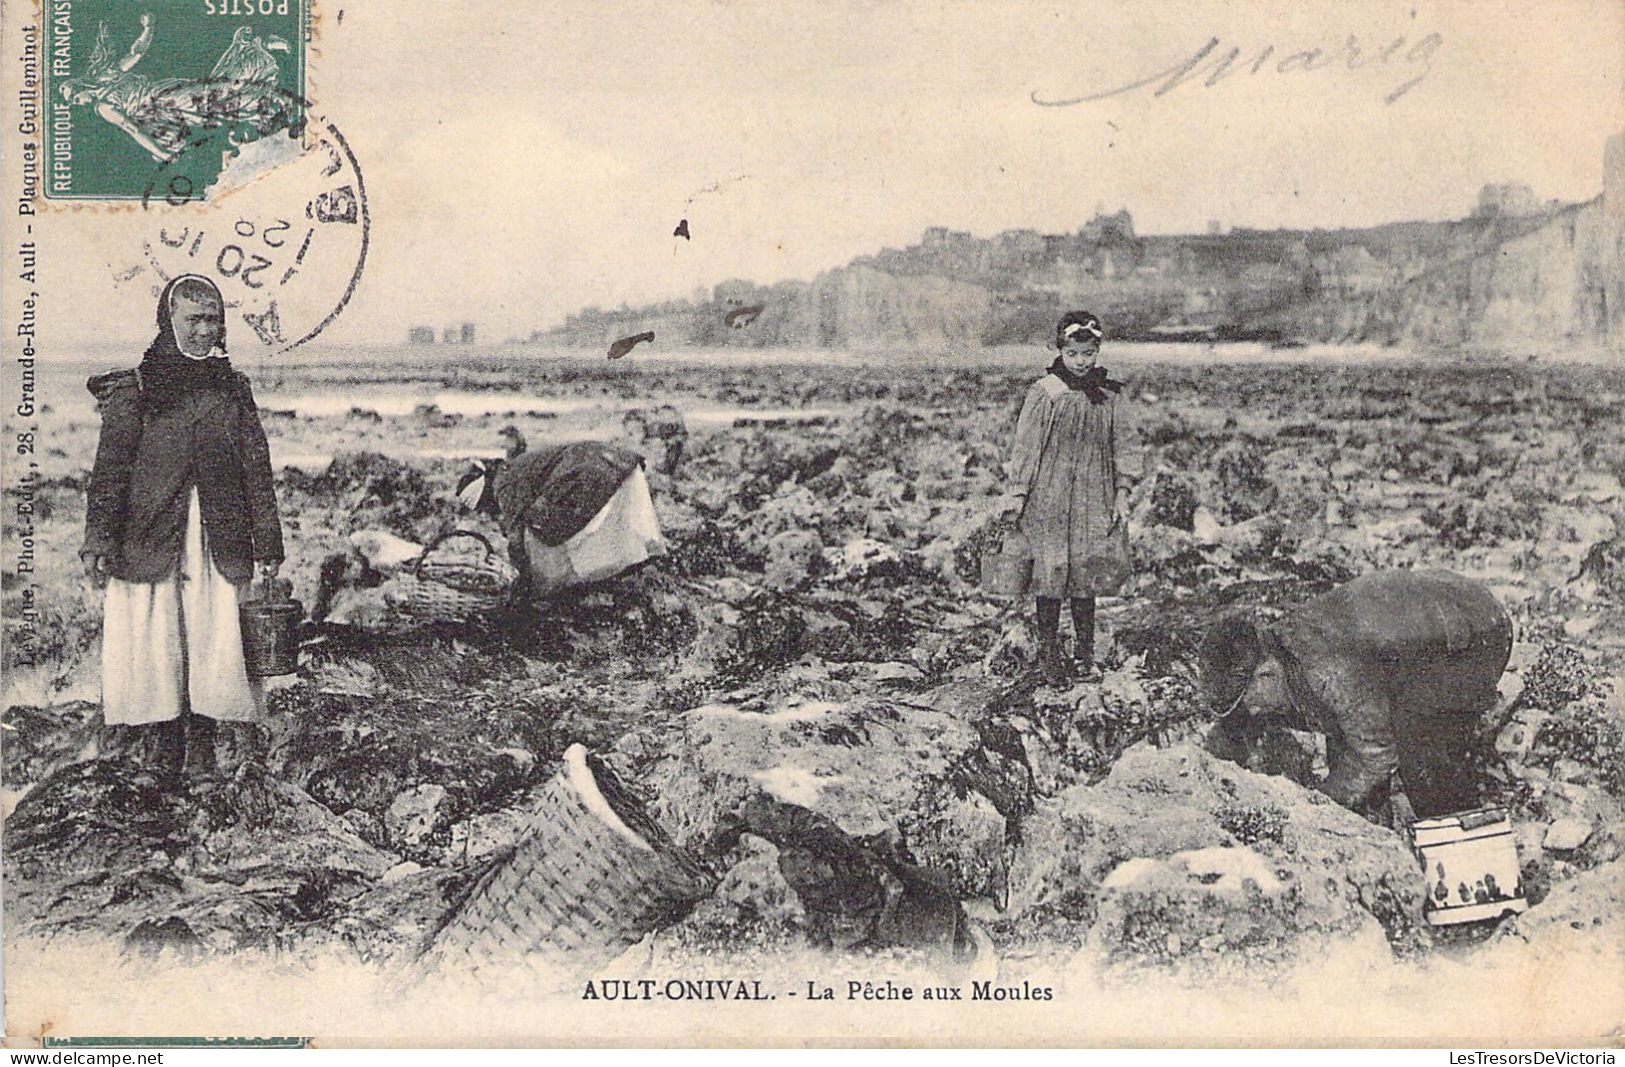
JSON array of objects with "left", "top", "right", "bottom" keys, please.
[{"left": 4, "top": 353, "right": 1622, "bottom": 1032}]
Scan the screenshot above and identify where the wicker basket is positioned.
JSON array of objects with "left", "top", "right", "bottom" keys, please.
[
  {"left": 413, "top": 744, "right": 715, "bottom": 985},
  {"left": 398, "top": 530, "right": 517, "bottom": 623}
]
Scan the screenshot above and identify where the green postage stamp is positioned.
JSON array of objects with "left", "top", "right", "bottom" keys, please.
[{"left": 42, "top": 0, "right": 307, "bottom": 200}]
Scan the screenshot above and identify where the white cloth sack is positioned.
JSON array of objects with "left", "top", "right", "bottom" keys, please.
[
  {"left": 100, "top": 488, "right": 266, "bottom": 726},
  {"left": 522, "top": 467, "right": 666, "bottom": 598}
]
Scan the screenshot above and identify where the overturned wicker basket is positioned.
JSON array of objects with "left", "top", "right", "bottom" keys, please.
[{"left": 413, "top": 744, "right": 715, "bottom": 984}]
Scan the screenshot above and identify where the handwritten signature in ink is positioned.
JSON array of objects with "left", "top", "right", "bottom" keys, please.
[{"left": 1032, "top": 32, "right": 1444, "bottom": 108}]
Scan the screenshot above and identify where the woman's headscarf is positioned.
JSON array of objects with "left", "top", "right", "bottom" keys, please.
[
  {"left": 141, "top": 274, "right": 234, "bottom": 411},
  {"left": 456, "top": 458, "right": 504, "bottom": 515}
]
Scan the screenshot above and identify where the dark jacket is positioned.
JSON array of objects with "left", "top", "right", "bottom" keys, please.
[
  {"left": 82, "top": 366, "right": 283, "bottom": 583},
  {"left": 492, "top": 441, "right": 641, "bottom": 548},
  {"left": 1206, "top": 569, "right": 1512, "bottom": 813}
]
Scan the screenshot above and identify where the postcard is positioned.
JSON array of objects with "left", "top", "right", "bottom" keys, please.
[{"left": 3, "top": 0, "right": 1623, "bottom": 1047}]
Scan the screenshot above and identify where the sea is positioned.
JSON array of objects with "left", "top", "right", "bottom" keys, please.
[{"left": 32, "top": 338, "right": 1428, "bottom": 425}]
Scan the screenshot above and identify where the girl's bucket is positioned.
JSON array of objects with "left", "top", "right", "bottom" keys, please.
[
  {"left": 1412, "top": 807, "right": 1528, "bottom": 926},
  {"left": 413, "top": 743, "right": 716, "bottom": 985},
  {"left": 980, "top": 525, "right": 1033, "bottom": 598},
  {"left": 240, "top": 579, "right": 302, "bottom": 677}
]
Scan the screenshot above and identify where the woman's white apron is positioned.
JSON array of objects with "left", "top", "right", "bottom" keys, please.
[{"left": 100, "top": 488, "right": 265, "bottom": 726}]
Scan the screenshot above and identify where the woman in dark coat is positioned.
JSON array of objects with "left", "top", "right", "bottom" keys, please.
[
  {"left": 82, "top": 274, "right": 283, "bottom": 781},
  {"left": 1198, "top": 569, "right": 1513, "bottom": 817}
]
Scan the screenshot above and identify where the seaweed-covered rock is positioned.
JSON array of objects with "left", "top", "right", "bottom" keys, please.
[
  {"left": 984, "top": 617, "right": 1039, "bottom": 679},
  {"left": 662, "top": 833, "right": 810, "bottom": 954},
  {"left": 1493, "top": 856, "right": 1625, "bottom": 943},
  {"left": 1143, "top": 471, "right": 1199, "bottom": 532},
  {"left": 763, "top": 529, "right": 824, "bottom": 592},
  {"left": 1008, "top": 743, "right": 1428, "bottom": 963},
  {"left": 6, "top": 760, "right": 192, "bottom": 890},
  {"left": 286, "top": 451, "right": 456, "bottom": 538},
  {"left": 297, "top": 864, "right": 482, "bottom": 965},
  {"left": 640, "top": 681, "right": 1032, "bottom": 946},
  {"left": 1571, "top": 535, "right": 1625, "bottom": 600},
  {"left": 669, "top": 517, "right": 761, "bottom": 577},
  {"left": 1011, "top": 660, "right": 1211, "bottom": 794},
  {"left": 1086, "top": 844, "right": 1305, "bottom": 965},
  {"left": 1213, "top": 439, "right": 1278, "bottom": 522},
  {"left": 268, "top": 674, "right": 557, "bottom": 855},
  {"left": 386, "top": 784, "right": 451, "bottom": 848},
  {"left": 707, "top": 597, "right": 809, "bottom": 683},
  {"left": 821, "top": 538, "right": 905, "bottom": 584},
  {"left": 1522, "top": 642, "right": 1606, "bottom": 712},
  {"left": 4, "top": 759, "right": 394, "bottom": 951},
  {"left": 1216, "top": 514, "right": 1284, "bottom": 563},
  {"left": 1533, "top": 701, "right": 1624, "bottom": 797},
  {"left": 1544, "top": 817, "right": 1594, "bottom": 852},
  {"left": 1, "top": 701, "right": 98, "bottom": 790}
]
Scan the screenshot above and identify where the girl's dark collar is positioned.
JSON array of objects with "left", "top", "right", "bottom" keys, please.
[{"left": 1047, "top": 356, "right": 1124, "bottom": 403}]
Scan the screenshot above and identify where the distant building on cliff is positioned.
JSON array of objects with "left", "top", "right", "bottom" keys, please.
[
  {"left": 408, "top": 326, "right": 435, "bottom": 344},
  {"left": 713, "top": 279, "right": 758, "bottom": 305},
  {"left": 1030, "top": 259, "right": 1095, "bottom": 296},
  {"left": 1472, "top": 182, "right": 1541, "bottom": 218},
  {"left": 1312, "top": 245, "right": 1391, "bottom": 296},
  {"left": 918, "top": 227, "right": 982, "bottom": 273},
  {"left": 1080, "top": 209, "right": 1135, "bottom": 242},
  {"left": 921, "top": 226, "right": 974, "bottom": 248},
  {"left": 994, "top": 229, "right": 1046, "bottom": 256}
]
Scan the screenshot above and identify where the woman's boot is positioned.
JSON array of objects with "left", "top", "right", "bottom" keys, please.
[
  {"left": 183, "top": 713, "right": 219, "bottom": 782},
  {"left": 146, "top": 718, "right": 186, "bottom": 789}
]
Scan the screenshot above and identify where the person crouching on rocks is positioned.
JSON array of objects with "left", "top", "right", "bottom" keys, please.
[
  {"left": 81, "top": 274, "right": 283, "bottom": 786},
  {"left": 456, "top": 436, "right": 665, "bottom": 601},
  {"left": 1197, "top": 569, "right": 1513, "bottom": 820},
  {"left": 1001, "top": 310, "right": 1140, "bottom": 683}
]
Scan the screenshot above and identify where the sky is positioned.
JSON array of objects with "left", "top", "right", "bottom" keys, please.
[{"left": 20, "top": 0, "right": 1625, "bottom": 346}]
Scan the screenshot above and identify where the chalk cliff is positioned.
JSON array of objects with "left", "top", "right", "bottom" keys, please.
[
  {"left": 1327, "top": 190, "right": 1623, "bottom": 353},
  {"left": 1376, "top": 134, "right": 1624, "bottom": 353},
  {"left": 543, "top": 136, "right": 1623, "bottom": 356}
]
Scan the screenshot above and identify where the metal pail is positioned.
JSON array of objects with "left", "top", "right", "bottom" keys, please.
[
  {"left": 980, "top": 529, "right": 1033, "bottom": 598},
  {"left": 240, "top": 586, "right": 302, "bottom": 677}
]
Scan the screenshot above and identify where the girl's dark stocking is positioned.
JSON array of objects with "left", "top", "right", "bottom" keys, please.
[
  {"left": 1071, "top": 595, "right": 1096, "bottom": 665},
  {"left": 1036, "top": 597, "right": 1062, "bottom": 638},
  {"left": 146, "top": 718, "right": 186, "bottom": 788},
  {"left": 183, "top": 713, "right": 218, "bottom": 781},
  {"left": 1035, "top": 597, "right": 1067, "bottom": 682}
]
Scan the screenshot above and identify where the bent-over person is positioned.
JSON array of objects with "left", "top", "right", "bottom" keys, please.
[
  {"left": 457, "top": 438, "right": 665, "bottom": 600},
  {"left": 1199, "top": 569, "right": 1513, "bottom": 819}
]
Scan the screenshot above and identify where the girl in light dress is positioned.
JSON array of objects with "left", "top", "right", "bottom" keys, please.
[{"left": 1003, "top": 311, "right": 1139, "bottom": 682}]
